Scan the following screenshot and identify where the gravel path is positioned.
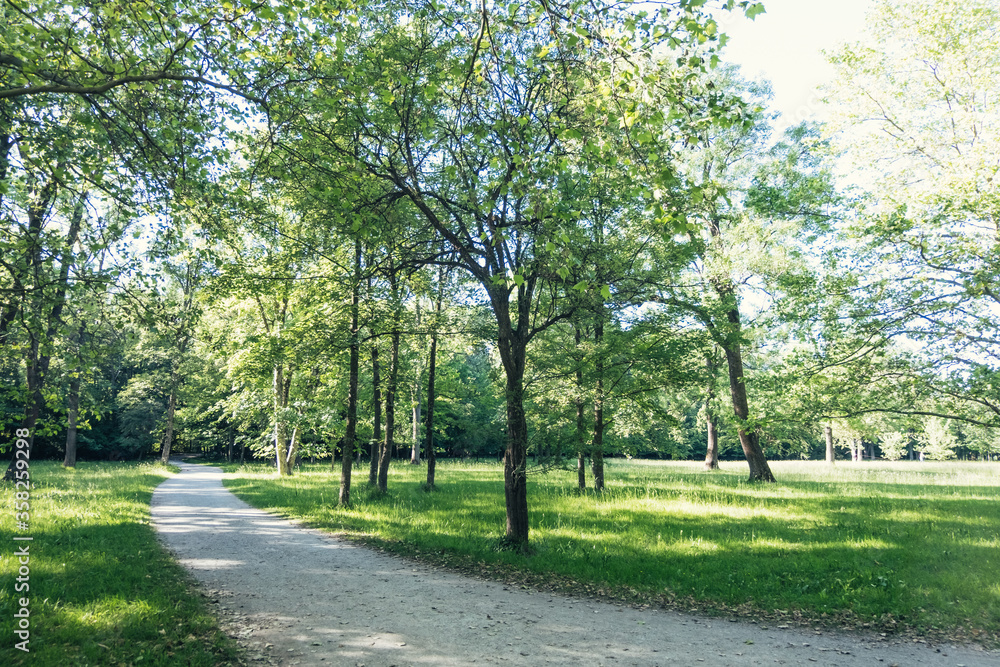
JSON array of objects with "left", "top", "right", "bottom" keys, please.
[{"left": 151, "top": 461, "right": 999, "bottom": 667}]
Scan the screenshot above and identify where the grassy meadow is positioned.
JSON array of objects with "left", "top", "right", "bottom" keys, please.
[
  {"left": 221, "top": 459, "right": 1000, "bottom": 646},
  {"left": 0, "top": 461, "right": 242, "bottom": 667}
]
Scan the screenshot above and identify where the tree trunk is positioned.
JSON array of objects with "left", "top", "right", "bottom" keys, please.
[
  {"left": 161, "top": 369, "right": 180, "bottom": 465},
  {"left": 490, "top": 278, "right": 535, "bottom": 546},
  {"left": 501, "top": 351, "right": 530, "bottom": 545},
  {"left": 704, "top": 414, "right": 719, "bottom": 471},
  {"left": 63, "top": 371, "right": 81, "bottom": 468},
  {"left": 591, "top": 319, "right": 605, "bottom": 491},
  {"left": 825, "top": 423, "right": 835, "bottom": 464},
  {"left": 718, "top": 305, "right": 775, "bottom": 482},
  {"left": 574, "top": 325, "right": 586, "bottom": 490},
  {"left": 411, "top": 390, "right": 421, "bottom": 463},
  {"left": 425, "top": 332, "right": 438, "bottom": 487},
  {"left": 379, "top": 326, "right": 399, "bottom": 491},
  {"left": 410, "top": 298, "right": 422, "bottom": 464},
  {"left": 703, "top": 354, "right": 720, "bottom": 471},
  {"left": 378, "top": 272, "right": 401, "bottom": 492},
  {"left": 369, "top": 343, "right": 382, "bottom": 486},
  {"left": 425, "top": 271, "right": 445, "bottom": 488},
  {"left": 339, "top": 238, "right": 361, "bottom": 505},
  {"left": 286, "top": 425, "right": 300, "bottom": 472},
  {"left": 273, "top": 364, "right": 288, "bottom": 475},
  {"left": 63, "top": 323, "right": 86, "bottom": 468}
]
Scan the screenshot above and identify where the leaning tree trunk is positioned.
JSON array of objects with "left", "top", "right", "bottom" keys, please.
[
  {"left": 339, "top": 238, "right": 362, "bottom": 505},
  {"left": 720, "top": 337, "right": 775, "bottom": 482},
  {"left": 711, "top": 305, "right": 774, "bottom": 483}
]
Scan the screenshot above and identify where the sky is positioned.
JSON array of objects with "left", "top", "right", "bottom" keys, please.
[{"left": 715, "top": 0, "right": 876, "bottom": 128}]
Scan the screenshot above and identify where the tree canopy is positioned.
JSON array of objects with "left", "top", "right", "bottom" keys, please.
[{"left": 2, "top": 0, "right": 998, "bottom": 543}]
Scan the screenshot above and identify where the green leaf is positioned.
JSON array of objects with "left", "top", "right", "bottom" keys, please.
[{"left": 745, "top": 3, "right": 766, "bottom": 20}]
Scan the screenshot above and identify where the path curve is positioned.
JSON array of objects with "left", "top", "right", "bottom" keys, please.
[{"left": 151, "top": 461, "right": 998, "bottom": 667}]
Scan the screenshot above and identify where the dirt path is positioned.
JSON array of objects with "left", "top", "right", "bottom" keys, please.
[{"left": 151, "top": 461, "right": 998, "bottom": 667}]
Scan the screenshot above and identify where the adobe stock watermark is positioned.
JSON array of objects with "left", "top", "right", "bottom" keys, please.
[{"left": 11, "top": 427, "right": 32, "bottom": 653}]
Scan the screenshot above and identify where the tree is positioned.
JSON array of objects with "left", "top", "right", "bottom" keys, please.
[
  {"left": 919, "top": 417, "right": 958, "bottom": 461},
  {"left": 649, "top": 69, "right": 837, "bottom": 481},
  {"left": 823, "top": 0, "right": 1000, "bottom": 427},
  {"left": 0, "top": 0, "right": 271, "bottom": 104}
]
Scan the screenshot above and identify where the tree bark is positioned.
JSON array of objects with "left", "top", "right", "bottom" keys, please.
[
  {"left": 574, "top": 325, "right": 586, "bottom": 490},
  {"left": 425, "top": 270, "right": 445, "bottom": 488},
  {"left": 493, "top": 286, "right": 531, "bottom": 545},
  {"left": 704, "top": 414, "right": 719, "bottom": 471},
  {"left": 63, "top": 323, "right": 85, "bottom": 468},
  {"left": 425, "top": 333, "right": 438, "bottom": 487},
  {"left": 369, "top": 343, "right": 382, "bottom": 485},
  {"left": 501, "top": 351, "right": 530, "bottom": 544},
  {"left": 703, "top": 354, "right": 720, "bottom": 471},
  {"left": 709, "top": 295, "right": 775, "bottom": 482},
  {"left": 379, "top": 326, "right": 399, "bottom": 491},
  {"left": 825, "top": 424, "right": 835, "bottom": 464},
  {"left": 161, "top": 368, "right": 180, "bottom": 465},
  {"left": 63, "top": 371, "right": 81, "bottom": 467},
  {"left": 410, "top": 299, "right": 422, "bottom": 465},
  {"left": 378, "top": 271, "right": 401, "bottom": 492},
  {"left": 339, "top": 238, "right": 361, "bottom": 505},
  {"left": 720, "top": 339, "right": 775, "bottom": 481},
  {"left": 273, "top": 364, "right": 289, "bottom": 474},
  {"left": 591, "top": 318, "right": 606, "bottom": 492},
  {"left": 411, "top": 390, "right": 421, "bottom": 463},
  {"left": 286, "top": 425, "right": 300, "bottom": 472}
]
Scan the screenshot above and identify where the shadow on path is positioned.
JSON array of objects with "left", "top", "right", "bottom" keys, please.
[{"left": 151, "top": 461, "right": 1000, "bottom": 667}]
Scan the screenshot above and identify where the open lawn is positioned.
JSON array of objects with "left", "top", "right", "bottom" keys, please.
[
  {"left": 221, "top": 459, "right": 1000, "bottom": 647},
  {"left": 0, "top": 461, "right": 242, "bottom": 667}
]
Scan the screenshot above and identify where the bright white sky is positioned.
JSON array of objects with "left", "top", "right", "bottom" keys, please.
[{"left": 715, "top": 0, "right": 875, "bottom": 129}]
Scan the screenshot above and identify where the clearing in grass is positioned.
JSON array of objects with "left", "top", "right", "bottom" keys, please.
[{"left": 221, "top": 458, "right": 1000, "bottom": 647}]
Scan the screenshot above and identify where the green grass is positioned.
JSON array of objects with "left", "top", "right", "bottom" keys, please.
[
  {"left": 0, "top": 461, "right": 243, "bottom": 666},
  {"left": 221, "top": 459, "right": 1000, "bottom": 646}
]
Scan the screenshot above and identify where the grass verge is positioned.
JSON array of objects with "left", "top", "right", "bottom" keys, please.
[
  {"left": 220, "top": 459, "right": 1000, "bottom": 648},
  {"left": 0, "top": 461, "right": 243, "bottom": 666}
]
